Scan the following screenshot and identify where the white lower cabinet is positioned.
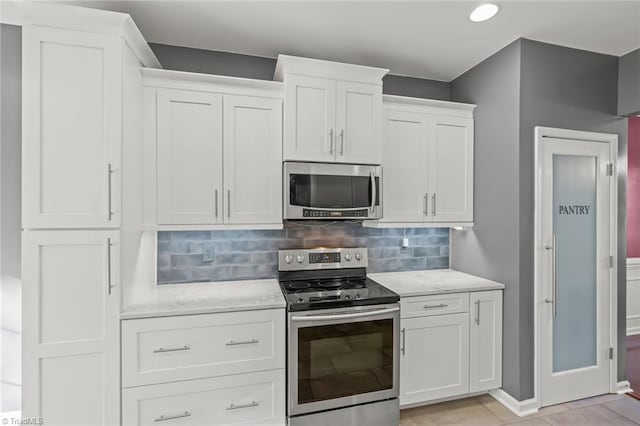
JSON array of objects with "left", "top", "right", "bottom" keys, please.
[
  {"left": 122, "top": 369, "right": 285, "bottom": 426},
  {"left": 470, "top": 290, "right": 503, "bottom": 393},
  {"left": 399, "top": 290, "right": 502, "bottom": 407},
  {"left": 122, "top": 308, "right": 286, "bottom": 426},
  {"left": 400, "top": 313, "right": 470, "bottom": 404},
  {"left": 22, "top": 230, "right": 120, "bottom": 425}
]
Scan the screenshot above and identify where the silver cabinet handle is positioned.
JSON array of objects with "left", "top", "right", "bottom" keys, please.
[
  {"left": 226, "top": 339, "right": 259, "bottom": 346},
  {"left": 329, "top": 129, "right": 334, "bottom": 155},
  {"left": 475, "top": 300, "right": 480, "bottom": 325},
  {"left": 544, "top": 233, "right": 557, "bottom": 317},
  {"left": 107, "top": 163, "right": 115, "bottom": 221},
  {"left": 291, "top": 307, "right": 399, "bottom": 322},
  {"left": 227, "top": 190, "right": 231, "bottom": 218},
  {"left": 369, "top": 171, "right": 377, "bottom": 214},
  {"left": 153, "top": 345, "right": 190, "bottom": 353},
  {"left": 154, "top": 411, "right": 191, "bottom": 422},
  {"left": 226, "top": 401, "right": 259, "bottom": 411},
  {"left": 424, "top": 193, "right": 428, "bottom": 216},
  {"left": 340, "top": 129, "right": 344, "bottom": 155},
  {"left": 107, "top": 237, "right": 113, "bottom": 295},
  {"left": 424, "top": 303, "right": 448, "bottom": 309},
  {"left": 432, "top": 193, "right": 436, "bottom": 216},
  {"left": 401, "top": 328, "right": 406, "bottom": 356},
  {"left": 215, "top": 189, "right": 218, "bottom": 218}
]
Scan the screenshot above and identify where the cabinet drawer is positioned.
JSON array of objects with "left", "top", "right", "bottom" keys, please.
[
  {"left": 122, "top": 369, "right": 285, "bottom": 426},
  {"left": 122, "top": 309, "right": 285, "bottom": 387},
  {"left": 401, "top": 293, "right": 469, "bottom": 318}
]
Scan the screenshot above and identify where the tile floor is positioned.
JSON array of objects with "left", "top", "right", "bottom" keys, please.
[{"left": 400, "top": 393, "right": 640, "bottom": 425}]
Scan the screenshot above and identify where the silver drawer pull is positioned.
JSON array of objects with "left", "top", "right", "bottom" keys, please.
[
  {"left": 154, "top": 411, "right": 191, "bottom": 422},
  {"left": 226, "top": 401, "right": 259, "bottom": 410},
  {"left": 226, "top": 339, "right": 259, "bottom": 346},
  {"left": 424, "top": 304, "right": 448, "bottom": 309},
  {"left": 153, "top": 345, "right": 190, "bottom": 353}
]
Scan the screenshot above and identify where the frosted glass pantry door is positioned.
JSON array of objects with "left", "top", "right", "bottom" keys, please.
[{"left": 539, "top": 136, "right": 612, "bottom": 407}]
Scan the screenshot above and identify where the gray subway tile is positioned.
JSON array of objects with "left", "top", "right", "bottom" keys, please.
[
  {"left": 214, "top": 252, "right": 251, "bottom": 264},
  {"left": 250, "top": 252, "right": 278, "bottom": 264},
  {"left": 427, "top": 256, "right": 449, "bottom": 269},
  {"left": 412, "top": 246, "right": 441, "bottom": 257}
]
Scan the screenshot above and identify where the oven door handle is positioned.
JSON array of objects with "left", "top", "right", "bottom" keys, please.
[{"left": 290, "top": 307, "right": 399, "bottom": 322}]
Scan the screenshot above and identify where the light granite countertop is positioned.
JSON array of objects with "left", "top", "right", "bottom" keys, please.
[
  {"left": 120, "top": 279, "right": 286, "bottom": 320},
  {"left": 368, "top": 269, "right": 505, "bottom": 297}
]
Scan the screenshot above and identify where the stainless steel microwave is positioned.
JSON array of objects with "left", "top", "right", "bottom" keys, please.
[{"left": 284, "top": 162, "right": 382, "bottom": 220}]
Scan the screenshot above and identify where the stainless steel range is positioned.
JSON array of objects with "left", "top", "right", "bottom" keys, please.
[{"left": 278, "top": 247, "right": 400, "bottom": 426}]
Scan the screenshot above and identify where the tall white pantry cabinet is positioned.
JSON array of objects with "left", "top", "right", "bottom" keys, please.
[{"left": 21, "top": 11, "right": 160, "bottom": 426}]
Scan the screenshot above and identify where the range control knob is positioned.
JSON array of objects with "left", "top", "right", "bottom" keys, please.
[
  {"left": 344, "top": 295, "right": 351, "bottom": 300},
  {"left": 296, "top": 254, "right": 305, "bottom": 263},
  {"left": 355, "top": 294, "right": 361, "bottom": 299},
  {"left": 344, "top": 253, "right": 352, "bottom": 261},
  {"left": 355, "top": 252, "right": 362, "bottom": 261},
  {"left": 284, "top": 255, "right": 293, "bottom": 264},
  {"left": 296, "top": 298, "right": 304, "bottom": 303}
]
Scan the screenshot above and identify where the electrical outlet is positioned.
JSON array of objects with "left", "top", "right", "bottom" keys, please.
[
  {"left": 401, "top": 237, "right": 409, "bottom": 250},
  {"left": 203, "top": 245, "right": 215, "bottom": 263}
]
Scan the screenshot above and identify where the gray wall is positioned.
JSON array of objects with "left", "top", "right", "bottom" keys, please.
[
  {"left": 1, "top": 23, "right": 22, "bottom": 413},
  {"left": 618, "top": 48, "right": 640, "bottom": 116},
  {"left": 149, "top": 43, "right": 451, "bottom": 101},
  {"left": 452, "top": 38, "right": 628, "bottom": 401},
  {"left": 519, "top": 39, "right": 627, "bottom": 386},
  {"left": 449, "top": 40, "right": 525, "bottom": 400}
]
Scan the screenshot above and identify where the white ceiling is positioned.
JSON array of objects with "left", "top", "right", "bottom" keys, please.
[{"left": 58, "top": 0, "right": 640, "bottom": 81}]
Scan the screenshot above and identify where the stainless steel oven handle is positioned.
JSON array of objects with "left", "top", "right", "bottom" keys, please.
[
  {"left": 370, "top": 171, "right": 377, "bottom": 214},
  {"left": 291, "top": 307, "right": 399, "bottom": 322}
]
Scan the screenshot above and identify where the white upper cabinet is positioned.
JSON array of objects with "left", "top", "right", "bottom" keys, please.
[
  {"left": 377, "top": 96, "right": 476, "bottom": 226},
  {"left": 275, "top": 55, "right": 388, "bottom": 165},
  {"left": 145, "top": 70, "right": 284, "bottom": 228},
  {"left": 283, "top": 74, "right": 336, "bottom": 162},
  {"left": 223, "top": 95, "right": 283, "bottom": 224},
  {"left": 429, "top": 116, "right": 474, "bottom": 223},
  {"left": 382, "top": 110, "right": 428, "bottom": 222},
  {"left": 23, "top": 26, "right": 122, "bottom": 229},
  {"left": 336, "top": 81, "right": 382, "bottom": 164},
  {"left": 156, "top": 90, "right": 223, "bottom": 225}
]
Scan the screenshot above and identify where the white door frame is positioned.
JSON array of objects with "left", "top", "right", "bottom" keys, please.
[{"left": 534, "top": 126, "right": 619, "bottom": 408}]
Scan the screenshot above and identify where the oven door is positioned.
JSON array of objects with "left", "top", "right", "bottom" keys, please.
[
  {"left": 284, "top": 162, "right": 382, "bottom": 220},
  {"left": 288, "top": 304, "right": 399, "bottom": 416}
]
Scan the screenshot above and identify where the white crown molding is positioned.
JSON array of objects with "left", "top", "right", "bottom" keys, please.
[
  {"left": 1, "top": 1, "right": 161, "bottom": 69},
  {"left": 488, "top": 389, "right": 539, "bottom": 417},
  {"left": 383, "top": 94, "right": 476, "bottom": 118},
  {"left": 142, "top": 68, "right": 284, "bottom": 98},
  {"left": 274, "top": 54, "right": 389, "bottom": 84}
]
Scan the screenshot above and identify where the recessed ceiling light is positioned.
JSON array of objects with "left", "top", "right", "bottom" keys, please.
[{"left": 470, "top": 3, "right": 500, "bottom": 22}]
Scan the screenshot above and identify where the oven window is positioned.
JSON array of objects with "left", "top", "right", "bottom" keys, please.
[
  {"left": 289, "top": 174, "right": 380, "bottom": 209},
  {"left": 297, "top": 319, "right": 394, "bottom": 404}
]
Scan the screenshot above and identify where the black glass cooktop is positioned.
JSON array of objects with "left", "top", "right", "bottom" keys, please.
[{"left": 278, "top": 268, "right": 399, "bottom": 312}]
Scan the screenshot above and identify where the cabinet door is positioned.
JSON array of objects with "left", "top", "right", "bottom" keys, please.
[
  {"left": 156, "top": 90, "right": 223, "bottom": 225},
  {"left": 427, "top": 116, "right": 474, "bottom": 222},
  {"left": 381, "top": 110, "right": 428, "bottom": 222},
  {"left": 335, "top": 81, "right": 382, "bottom": 164},
  {"left": 22, "top": 26, "right": 121, "bottom": 229},
  {"left": 223, "top": 96, "right": 282, "bottom": 224},
  {"left": 284, "top": 75, "right": 336, "bottom": 162},
  {"left": 470, "top": 291, "right": 503, "bottom": 393},
  {"left": 22, "top": 230, "right": 120, "bottom": 425},
  {"left": 400, "top": 313, "right": 470, "bottom": 406}
]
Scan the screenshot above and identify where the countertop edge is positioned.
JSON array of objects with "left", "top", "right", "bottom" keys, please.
[
  {"left": 396, "top": 283, "right": 505, "bottom": 298},
  {"left": 120, "top": 301, "right": 287, "bottom": 320}
]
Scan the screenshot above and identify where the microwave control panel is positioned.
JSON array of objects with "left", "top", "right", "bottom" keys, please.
[{"left": 302, "top": 208, "right": 369, "bottom": 218}]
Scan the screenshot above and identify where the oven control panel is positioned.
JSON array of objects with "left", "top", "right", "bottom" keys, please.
[{"left": 278, "top": 247, "right": 368, "bottom": 271}]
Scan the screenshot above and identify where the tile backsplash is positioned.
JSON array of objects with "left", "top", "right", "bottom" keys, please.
[{"left": 157, "top": 222, "right": 449, "bottom": 284}]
